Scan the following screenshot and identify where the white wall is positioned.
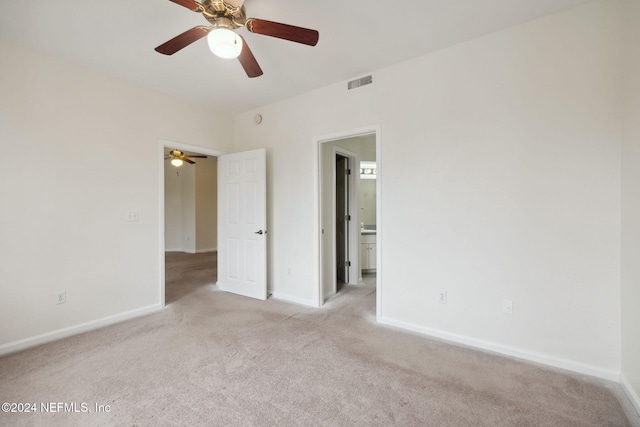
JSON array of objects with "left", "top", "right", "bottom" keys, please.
[
  {"left": 164, "top": 161, "right": 196, "bottom": 253},
  {"left": 356, "top": 136, "right": 377, "bottom": 227},
  {"left": 180, "top": 164, "right": 196, "bottom": 253},
  {"left": 196, "top": 157, "right": 218, "bottom": 252},
  {"left": 0, "top": 41, "right": 233, "bottom": 351},
  {"left": 234, "top": 1, "right": 623, "bottom": 378},
  {"left": 359, "top": 180, "right": 376, "bottom": 227},
  {"left": 164, "top": 162, "right": 184, "bottom": 251},
  {"left": 621, "top": 0, "right": 640, "bottom": 414}
]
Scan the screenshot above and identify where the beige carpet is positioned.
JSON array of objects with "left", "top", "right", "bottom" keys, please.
[{"left": 0, "top": 252, "right": 636, "bottom": 426}]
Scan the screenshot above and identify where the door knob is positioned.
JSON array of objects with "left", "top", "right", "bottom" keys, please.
[{"left": 254, "top": 230, "right": 266, "bottom": 235}]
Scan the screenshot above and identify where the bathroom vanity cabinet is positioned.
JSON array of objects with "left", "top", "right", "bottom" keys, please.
[{"left": 360, "top": 233, "right": 377, "bottom": 272}]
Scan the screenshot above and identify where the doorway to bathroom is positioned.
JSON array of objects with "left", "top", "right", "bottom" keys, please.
[{"left": 318, "top": 129, "right": 379, "bottom": 310}]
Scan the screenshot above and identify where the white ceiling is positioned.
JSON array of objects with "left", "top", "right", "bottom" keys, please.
[{"left": 0, "top": 0, "right": 593, "bottom": 115}]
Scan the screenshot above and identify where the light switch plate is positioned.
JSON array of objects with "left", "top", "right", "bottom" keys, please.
[
  {"left": 127, "top": 211, "right": 139, "bottom": 222},
  {"left": 439, "top": 291, "right": 447, "bottom": 304}
]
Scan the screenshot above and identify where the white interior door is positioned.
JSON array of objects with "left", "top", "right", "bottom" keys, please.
[{"left": 217, "top": 148, "right": 267, "bottom": 300}]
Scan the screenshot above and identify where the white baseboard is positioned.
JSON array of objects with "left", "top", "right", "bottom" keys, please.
[
  {"left": 197, "top": 248, "right": 217, "bottom": 253},
  {"left": 621, "top": 374, "right": 640, "bottom": 419},
  {"left": 378, "top": 316, "right": 619, "bottom": 382},
  {"left": 270, "top": 292, "right": 318, "bottom": 308},
  {"left": 323, "top": 290, "right": 337, "bottom": 301},
  {"left": 165, "top": 249, "right": 216, "bottom": 254},
  {"left": 0, "top": 304, "right": 163, "bottom": 357}
]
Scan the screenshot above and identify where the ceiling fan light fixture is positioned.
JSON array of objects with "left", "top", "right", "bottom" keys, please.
[
  {"left": 207, "top": 28, "right": 243, "bottom": 59},
  {"left": 222, "top": 0, "right": 244, "bottom": 9},
  {"left": 171, "top": 158, "right": 184, "bottom": 167}
]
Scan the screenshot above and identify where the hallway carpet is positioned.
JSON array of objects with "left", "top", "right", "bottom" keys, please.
[{"left": 0, "top": 253, "right": 636, "bottom": 426}]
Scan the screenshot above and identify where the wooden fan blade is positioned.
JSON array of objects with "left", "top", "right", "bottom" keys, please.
[
  {"left": 183, "top": 158, "right": 196, "bottom": 164},
  {"left": 168, "top": 0, "right": 204, "bottom": 12},
  {"left": 186, "top": 155, "right": 208, "bottom": 158},
  {"left": 155, "top": 26, "right": 209, "bottom": 55},
  {"left": 237, "top": 36, "right": 263, "bottom": 78},
  {"left": 246, "top": 19, "right": 319, "bottom": 46}
]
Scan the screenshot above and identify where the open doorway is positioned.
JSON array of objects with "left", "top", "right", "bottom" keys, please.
[
  {"left": 159, "top": 141, "right": 223, "bottom": 306},
  {"left": 163, "top": 148, "right": 218, "bottom": 303},
  {"left": 318, "top": 129, "right": 379, "bottom": 313}
]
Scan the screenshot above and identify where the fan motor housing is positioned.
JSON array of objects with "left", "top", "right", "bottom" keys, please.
[{"left": 202, "top": 0, "right": 246, "bottom": 27}]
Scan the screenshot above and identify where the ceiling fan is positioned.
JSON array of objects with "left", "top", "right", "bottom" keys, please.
[
  {"left": 155, "top": 0, "right": 320, "bottom": 78},
  {"left": 166, "top": 149, "right": 207, "bottom": 167}
]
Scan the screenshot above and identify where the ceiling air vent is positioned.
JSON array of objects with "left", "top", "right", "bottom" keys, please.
[{"left": 347, "top": 74, "right": 374, "bottom": 90}]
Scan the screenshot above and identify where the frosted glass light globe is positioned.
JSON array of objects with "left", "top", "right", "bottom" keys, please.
[{"left": 207, "top": 29, "right": 243, "bottom": 59}]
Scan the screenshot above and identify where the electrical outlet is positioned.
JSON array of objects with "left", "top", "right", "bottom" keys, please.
[
  {"left": 438, "top": 291, "right": 447, "bottom": 304},
  {"left": 503, "top": 299, "right": 513, "bottom": 315},
  {"left": 56, "top": 291, "right": 66, "bottom": 305}
]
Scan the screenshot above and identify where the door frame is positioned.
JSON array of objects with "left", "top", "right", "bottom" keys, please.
[
  {"left": 158, "top": 139, "right": 224, "bottom": 307},
  {"left": 315, "top": 125, "right": 381, "bottom": 320}
]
